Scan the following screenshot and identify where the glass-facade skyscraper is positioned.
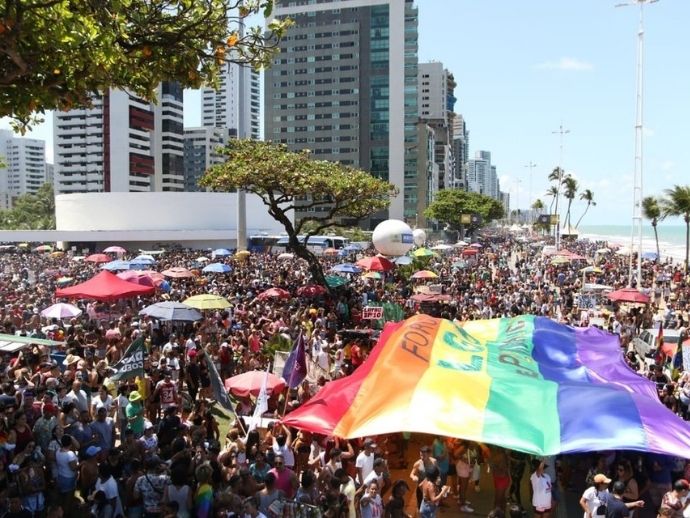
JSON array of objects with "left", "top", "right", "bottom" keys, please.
[{"left": 265, "top": 0, "right": 418, "bottom": 227}]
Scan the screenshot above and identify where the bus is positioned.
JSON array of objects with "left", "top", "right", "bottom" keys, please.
[
  {"left": 274, "top": 235, "right": 350, "bottom": 255},
  {"left": 247, "top": 235, "right": 285, "bottom": 253}
]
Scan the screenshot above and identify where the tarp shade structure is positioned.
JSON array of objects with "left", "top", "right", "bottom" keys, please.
[
  {"left": 0, "top": 334, "right": 64, "bottom": 352},
  {"left": 283, "top": 314, "right": 690, "bottom": 458},
  {"left": 55, "top": 271, "right": 155, "bottom": 301}
]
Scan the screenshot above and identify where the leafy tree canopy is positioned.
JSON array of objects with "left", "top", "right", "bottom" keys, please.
[
  {"left": 424, "top": 189, "right": 505, "bottom": 229},
  {"left": 0, "top": 183, "right": 55, "bottom": 229},
  {"left": 200, "top": 139, "right": 397, "bottom": 286},
  {"left": 1, "top": 0, "right": 292, "bottom": 132}
]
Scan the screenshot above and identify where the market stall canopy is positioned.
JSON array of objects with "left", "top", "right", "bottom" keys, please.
[
  {"left": 0, "top": 334, "right": 64, "bottom": 353},
  {"left": 283, "top": 314, "right": 690, "bottom": 457},
  {"left": 55, "top": 271, "right": 155, "bottom": 301}
]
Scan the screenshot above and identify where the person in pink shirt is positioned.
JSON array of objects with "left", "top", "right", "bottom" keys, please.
[{"left": 268, "top": 454, "right": 298, "bottom": 499}]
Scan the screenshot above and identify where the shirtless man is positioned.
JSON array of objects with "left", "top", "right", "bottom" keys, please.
[{"left": 410, "top": 446, "right": 439, "bottom": 510}]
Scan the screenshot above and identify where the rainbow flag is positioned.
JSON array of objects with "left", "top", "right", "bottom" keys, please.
[{"left": 283, "top": 314, "right": 690, "bottom": 457}]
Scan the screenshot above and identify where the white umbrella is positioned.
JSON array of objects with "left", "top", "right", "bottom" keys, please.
[
  {"left": 41, "top": 303, "right": 82, "bottom": 319},
  {"left": 278, "top": 253, "right": 294, "bottom": 260},
  {"left": 196, "top": 256, "right": 210, "bottom": 263},
  {"left": 431, "top": 244, "right": 453, "bottom": 251},
  {"left": 453, "top": 241, "right": 468, "bottom": 248}
]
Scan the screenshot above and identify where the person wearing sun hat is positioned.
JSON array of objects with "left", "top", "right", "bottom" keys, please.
[{"left": 126, "top": 390, "right": 145, "bottom": 438}]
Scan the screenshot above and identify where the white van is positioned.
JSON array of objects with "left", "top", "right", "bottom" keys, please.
[{"left": 632, "top": 328, "right": 683, "bottom": 358}]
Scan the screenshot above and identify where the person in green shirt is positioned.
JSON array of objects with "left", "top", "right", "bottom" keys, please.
[{"left": 126, "top": 390, "right": 144, "bottom": 438}]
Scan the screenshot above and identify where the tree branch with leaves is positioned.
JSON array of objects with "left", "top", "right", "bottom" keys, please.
[
  {"left": 200, "top": 140, "right": 397, "bottom": 287},
  {"left": 0, "top": 0, "right": 292, "bottom": 133}
]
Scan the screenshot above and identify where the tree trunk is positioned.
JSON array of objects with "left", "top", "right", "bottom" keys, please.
[
  {"left": 685, "top": 216, "right": 689, "bottom": 274},
  {"left": 267, "top": 201, "right": 330, "bottom": 290},
  {"left": 575, "top": 203, "right": 589, "bottom": 229},
  {"left": 653, "top": 220, "right": 660, "bottom": 263}
]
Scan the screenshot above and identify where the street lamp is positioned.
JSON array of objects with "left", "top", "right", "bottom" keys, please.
[
  {"left": 615, "top": 0, "right": 658, "bottom": 288},
  {"left": 524, "top": 161, "right": 537, "bottom": 223},
  {"left": 552, "top": 124, "right": 570, "bottom": 250}
]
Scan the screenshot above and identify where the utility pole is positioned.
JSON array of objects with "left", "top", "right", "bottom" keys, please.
[
  {"left": 551, "top": 124, "right": 570, "bottom": 250},
  {"left": 524, "top": 161, "right": 537, "bottom": 223},
  {"left": 616, "top": 0, "right": 658, "bottom": 288}
]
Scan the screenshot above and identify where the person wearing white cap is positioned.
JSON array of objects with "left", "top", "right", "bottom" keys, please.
[{"left": 580, "top": 473, "right": 611, "bottom": 518}]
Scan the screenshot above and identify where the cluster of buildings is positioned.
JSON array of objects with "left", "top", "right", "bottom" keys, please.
[{"left": 1, "top": 0, "right": 509, "bottom": 228}]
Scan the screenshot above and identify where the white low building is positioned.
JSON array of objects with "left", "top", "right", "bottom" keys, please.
[{"left": 0, "top": 192, "right": 290, "bottom": 251}]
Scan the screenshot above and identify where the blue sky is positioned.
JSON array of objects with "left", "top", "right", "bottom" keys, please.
[
  {"left": 418, "top": 0, "right": 690, "bottom": 226},
  {"left": 3, "top": 0, "right": 689, "bottom": 226}
]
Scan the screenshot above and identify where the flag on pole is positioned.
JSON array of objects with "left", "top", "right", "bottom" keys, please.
[
  {"left": 246, "top": 366, "right": 270, "bottom": 434},
  {"left": 109, "top": 336, "right": 145, "bottom": 382},
  {"left": 282, "top": 332, "right": 307, "bottom": 389},
  {"left": 203, "top": 350, "right": 236, "bottom": 413}
]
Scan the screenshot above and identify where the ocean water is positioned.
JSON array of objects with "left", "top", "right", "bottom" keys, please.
[{"left": 578, "top": 224, "right": 688, "bottom": 262}]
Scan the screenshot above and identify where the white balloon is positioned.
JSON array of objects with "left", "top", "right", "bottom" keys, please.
[
  {"left": 372, "top": 220, "right": 414, "bottom": 257},
  {"left": 412, "top": 228, "right": 427, "bottom": 247}
]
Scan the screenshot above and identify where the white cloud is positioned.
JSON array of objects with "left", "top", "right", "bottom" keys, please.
[{"left": 534, "top": 57, "right": 594, "bottom": 71}]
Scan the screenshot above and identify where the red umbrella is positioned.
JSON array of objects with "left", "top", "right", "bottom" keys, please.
[
  {"left": 462, "top": 248, "right": 479, "bottom": 256},
  {"left": 85, "top": 253, "right": 111, "bottom": 264},
  {"left": 297, "top": 284, "right": 328, "bottom": 297},
  {"left": 410, "top": 293, "right": 451, "bottom": 303},
  {"left": 607, "top": 288, "right": 650, "bottom": 304},
  {"left": 224, "top": 371, "right": 286, "bottom": 398},
  {"left": 257, "top": 287, "right": 291, "bottom": 301},
  {"left": 356, "top": 256, "right": 394, "bottom": 272}
]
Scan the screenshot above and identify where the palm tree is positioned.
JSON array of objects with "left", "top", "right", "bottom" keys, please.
[
  {"left": 562, "top": 175, "right": 579, "bottom": 231},
  {"left": 660, "top": 185, "right": 690, "bottom": 273},
  {"left": 545, "top": 186, "right": 559, "bottom": 215},
  {"left": 548, "top": 166, "right": 565, "bottom": 214},
  {"left": 642, "top": 196, "right": 662, "bottom": 262},
  {"left": 531, "top": 199, "right": 545, "bottom": 213},
  {"left": 575, "top": 189, "right": 596, "bottom": 229}
]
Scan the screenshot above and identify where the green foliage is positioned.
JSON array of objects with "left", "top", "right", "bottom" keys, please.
[
  {"left": 200, "top": 139, "right": 396, "bottom": 285},
  {"left": 562, "top": 174, "right": 579, "bottom": 229},
  {"left": 423, "top": 189, "right": 504, "bottom": 230},
  {"left": 642, "top": 195, "right": 661, "bottom": 262},
  {"left": 0, "top": 183, "right": 55, "bottom": 229},
  {"left": 660, "top": 185, "right": 690, "bottom": 271},
  {"left": 262, "top": 331, "right": 292, "bottom": 358},
  {"left": 1, "top": 0, "right": 292, "bottom": 133},
  {"left": 574, "top": 188, "right": 595, "bottom": 229}
]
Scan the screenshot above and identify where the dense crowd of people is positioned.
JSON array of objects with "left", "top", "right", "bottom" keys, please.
[{"left": 0, "top": 231, "right": 686, "bottom": 518}]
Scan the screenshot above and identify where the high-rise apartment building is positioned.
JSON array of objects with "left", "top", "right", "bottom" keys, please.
[
  {"left": 265, "top": 0, "right": 419, "bottom": 226},
  {"left": 467, "top": 150, "right": 500, "bottom": 199},
  {"left": 153, "top": 82, "right": 185, "bottom": 192},
  {"left": 201, "top": 62, "right": 260, "bottom": 140},
  {"left": 183, "top": 127, "right": 230, "bottom": 192},
  {"left": 0, "top": 130, "right": 46, "bottom": 209},
  {"left": 451, "top": 114, "right": 469, "bottom": 190},
  {"left": 418, "top": 62, "right": 455, "bottom": 193},
  {"left": 53, "top": 83, "right": 185, "bottom": 194}
]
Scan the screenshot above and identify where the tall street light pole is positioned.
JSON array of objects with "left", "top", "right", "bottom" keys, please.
[
  {"left": 616, "top": 0, "right": 658, "bottom": 288},
  {"left": 552, "top": 124, "right": 570, "bottom": 250},
  {"left": 524, "top": 161, "right": 537, "bottom": 223}
]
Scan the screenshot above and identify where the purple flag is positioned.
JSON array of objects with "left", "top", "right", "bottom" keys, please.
[{"left": 282, "top": 333, "right": 307, "bottom": 389}]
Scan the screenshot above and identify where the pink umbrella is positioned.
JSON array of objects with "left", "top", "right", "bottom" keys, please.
[
  {"left": 115, "top": 272, "right": 154, "bottom": 287},
  {"left": 224, "top": 370, "right": 286, "bottom": 398},
  {"left": 607, "top": 288, "right": 650, "bottom": 304},
  {"left": 411, "top": 270, "right": 439, "bottom": 280},
  {"left": 161, "top": 267, "right": 195, "bottom": 278},
  {"left": 85, "top": 253, "right": 111, "bottom": 264},
  {"left": 118, "top": 270, "right": 166, "bottom": 287},
  {"left": 257, "top": 288, "right": 291, "bottom": 301},
  {"left": 103, "top": 246, "right": 126, "bottom": 254}
]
